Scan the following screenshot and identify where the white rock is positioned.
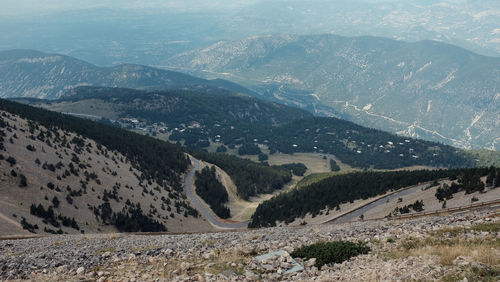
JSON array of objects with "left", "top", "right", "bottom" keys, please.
[{"left": 76, "top": 267, "right": 85, "bottom": 275}]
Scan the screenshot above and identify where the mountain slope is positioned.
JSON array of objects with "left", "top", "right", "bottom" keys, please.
[
  {"left": 168, "top": 34, "right": 500, "bottom": 150},
  {"left": 58, "top": 86, "right": 312, "bottom": 126},
  {"left": 0, "top": 98, "right": 298, "bottom": 230},
  {"left": 0, "top": 49, "right": 256, "bottom": 99},
  {"left": 30, "top": 86, "right": 475, "bottom": 170},
  {"left": 249, "top": 167, "right": 498, "bottom": 228},
  {"left": 0, "top": 99, "right": 208, "bottom": 235}
]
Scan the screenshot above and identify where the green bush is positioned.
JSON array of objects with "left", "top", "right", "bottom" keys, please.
[
  {"left": 280, "top": 163, "right": 307, "bottom": 176},
  {"left": 291, "top": 241, "right": 370, "bottom": 267},
  {"left": 330, "top": 159, "right": 340, "bottom": 171}
]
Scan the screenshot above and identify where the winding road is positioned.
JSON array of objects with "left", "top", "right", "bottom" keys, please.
[
  {"left": 327, "top": 183, "right": 431, "bottom": 224},
  {"left": 185, "top": 157, "right": 249, "bottom": 229}
]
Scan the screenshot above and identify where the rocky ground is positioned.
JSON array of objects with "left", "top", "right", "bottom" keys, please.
[{"left": 1, "top": 208, "right": 499, "bottom": 281}]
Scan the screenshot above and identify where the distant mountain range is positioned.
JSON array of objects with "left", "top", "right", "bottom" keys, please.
[
  {"left": 168, "top": 34, "right": 500, "bottom": 150},
  {"left": 0, "top": 49, "right": 257, "bottom": 99},
  {"left": 1, "top": 1, "right": 498, "bottom": 66},
  {"left": 1, "top": 38, "right": 498, "bottom": 152}
]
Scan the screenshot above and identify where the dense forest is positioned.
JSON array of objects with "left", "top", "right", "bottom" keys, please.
[
  {"left": 195, "top": 166, "right": 230, "bottom": 219},
  {"left": 59, "top": 86, "right": 311, "bottom": 126},
  {"left": 109, "top": 202, "right": 167, "bottom": 232},
  {"left": 171, "top": 114, "right": 476, "bottom": 169},
  {"left": 330, "top": 159, "right": 340, "bottom": 171},
  {"left": 212, "top": 117, "right": 474, "bottom": 169},
  {"left": 280, "top": 163, "right": 308, "bottom": 176},
  {"left": 33, "top": 86, "right": 476, "bottom": 170},
  {"left": 189, "top": 149, "right": 292, "bottom": 200},
  {"left": 248, "top": 167, "right": 493, "bottom": 228}
]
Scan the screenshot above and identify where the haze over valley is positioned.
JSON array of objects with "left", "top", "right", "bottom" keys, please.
[{"left": 0, "top": 1, "right": 499, "bottom": 281}]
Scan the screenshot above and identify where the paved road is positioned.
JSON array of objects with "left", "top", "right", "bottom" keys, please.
[
  {"left": 185, "top": 157, "right": 249, "bottom": 229},
  {"left": 327, "top": 183, "right": 431, "bottom": 224},
  {"left": 62, "top": 112, "right": 102, "bottom": 120}
]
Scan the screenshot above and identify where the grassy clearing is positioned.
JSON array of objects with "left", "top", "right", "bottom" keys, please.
[{"left": 294, "top": 172, "right": 344, "bottom": 189}]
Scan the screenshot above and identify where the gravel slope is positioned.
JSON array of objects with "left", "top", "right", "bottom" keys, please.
[{"left": 1, "top": 208, "right": 498, "bottom": 281}]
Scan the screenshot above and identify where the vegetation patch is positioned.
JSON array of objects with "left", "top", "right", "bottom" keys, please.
[
  {"left": 195, "top": 166, "right": 230, "bottom": 219},
  {"left": 472, "top": 222, "right": 500, "bottom": 233},
  {"left": 435, "top": 166, "right": 499, "bottom": 201},
  {"left": 280, "top": 163, "right": 307, "bottom": 176},
  {"left": 390, "top": 200, "right": 424, "bottom": 216},
  {"left": 330, "top": 159, "right": 340, "bottom": 171},
  {"left": 291, "top": 241, "right": 370, "bottom": 268}
]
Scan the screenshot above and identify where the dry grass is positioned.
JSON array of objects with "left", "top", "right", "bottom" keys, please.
[
  {"left": 472, "top": 222, "right": 500, "bottom": 233},
  {"left": 385, "top": 223, "right": 500, "bottom": 274},
  {"left": 200, "top": 239, "right": 218, "bottom": 246},
  {"left": 434, "top": 244, "right": 498, "bottom": 265},
  {"left": 384, "top": 222, "right": 500, "bottom": 281},
  {"left": 94, "top": 247, "right": 116, "bottom": 255},
  {"left": 391, "top": 235, "right": 500, "bottom": 264},
  {"left": 161, "top": 250, "right": 248, "bottom": 279}
]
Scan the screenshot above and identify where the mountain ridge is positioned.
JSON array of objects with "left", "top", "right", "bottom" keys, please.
[
  {"left": 0, "top": 49, "right": 257, "bottom": 99},
  {"left": 167, "top": 34, "right": 500, "bottom": 150}
]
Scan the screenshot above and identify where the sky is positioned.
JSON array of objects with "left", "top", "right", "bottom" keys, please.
[{"left": 0, "top": 0, "right": 260, "bottom": 18}]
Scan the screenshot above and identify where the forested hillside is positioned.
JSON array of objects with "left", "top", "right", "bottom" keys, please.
[
  {"left": 170, "top": 34, "right": 500, "bottom": 150},
  {"left": 211, "top": 117, "right": 474, "bottom": 169},
  {"left": 249, "top": 167, "right": 495, "bottom": 228},
  {"left": 195, "top": 166, "right": 230, "bottom": 219},
  {"left": 0, "top": 99, "right": 206, "bottom": 235},
  {"left": 0, "top": 99, "right": 190, "bottom": 187},
  {"left": 33, "top": 87, "right": 475, "bottom": 170},
  {"left": 0, "top": 99, "right": 296, "bottom": 234},
  {"left": 60, "top": 86, "right": 311, "bottom": 126}
]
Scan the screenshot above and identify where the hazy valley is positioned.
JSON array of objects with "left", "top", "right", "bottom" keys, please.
[{"left": 0, "top": 1, "right": 499, "bottom": 281}]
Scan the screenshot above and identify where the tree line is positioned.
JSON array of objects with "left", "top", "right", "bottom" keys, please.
[{"left": 249, "top": 167, "right": 493, "bottom": 228}]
